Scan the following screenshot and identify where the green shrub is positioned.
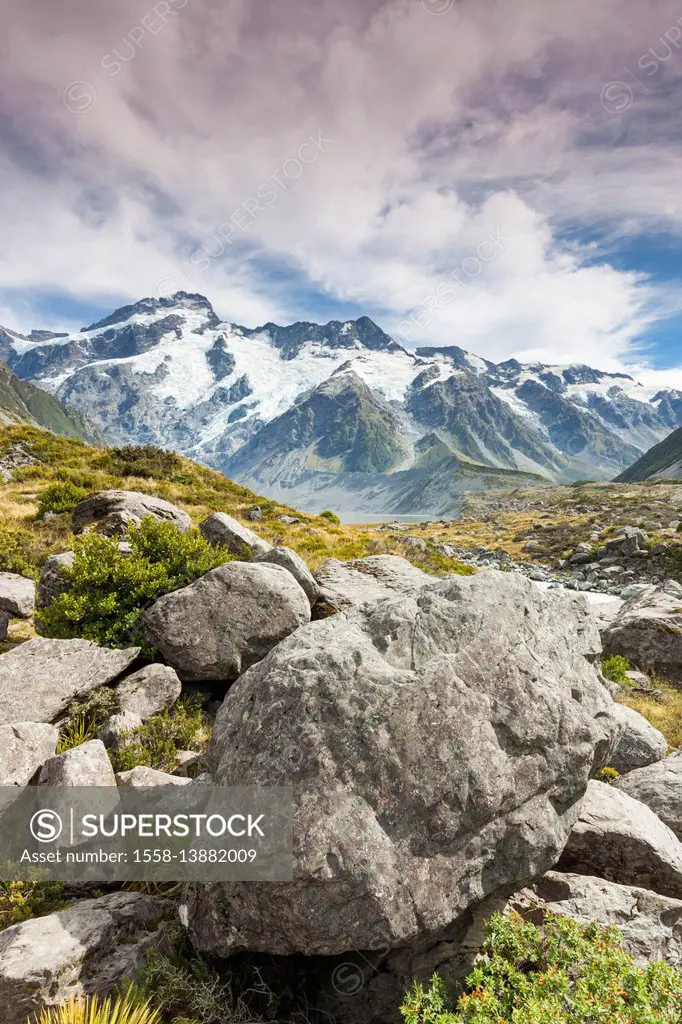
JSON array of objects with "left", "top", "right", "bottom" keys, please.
[
  {"left": 401, "top": 912, "right": 682, "bottom": 1024},
  {"left": 596, "top": 766, "right": 620, "bottom": 784},
  {"left": 0, "top": 880, "right": 66, "bottom": 930},
  {"left": 38, "top": 517, "right": 231, "bottom": 649},
  {"left": 107, "top": 445, "right": 183, "bottom": 480},
  {"left": 109, "top": 695, "right": 210, "bottom": 774},
  {"left": 677, "top": 523, "right": 682, "bottom": 534},
  {"left": 57, "top": 688, "right": 120, "bottom": 753},
  {"left": 319, "top": 510, "right": 340, "bottom": 524},
  {"left": 37, "top": 480, "right": 89, "bottom": 517},
  {"left": 601, "top": 654, "right": 632, "bottom": 687},
  {"left": 0, "top": 525, "right": 39, "bottom": 579}
]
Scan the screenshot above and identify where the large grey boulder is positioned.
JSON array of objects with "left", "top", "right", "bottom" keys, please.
[
  {"left": 0, "top": 722, "right": 58, "bottom": 786},
  {"left": 72, "top": 490, "right": 191, "bottom": 536},
  {"left": 113, "top": 663, "right": 181, "bottom": 720},
  {"left": 142, "top": 561, "right": 310, "bottom": 681},
  {"left": 0, "top": 573, "right": 35, "bottom": 619},
  {"left": 39, "top": 739, "right": 117, "bottom": 786},
  {"left": 510, "top": 871, "right": 682, "bottom": 968},
  {"left": 0, "top": 638, "right": 140, "bottom": 726},
  {"left": 601, "top": 579, "right": 682, "bottom": 682},
  {"left": 37, "top": 551, "right": 75, "bottom": 609},
  {"left": 0, "top": 892, "right": 174, "bottom": 1024},
  {"left": 254, "top": 546, "right": 320, "bottom": 605},
  {"left": 199, "top": 511, "right": 272, "bottom": 557},
  {"left": 614, "top": 753, "right": 682, "bottom": 839},
  {"left": 314, "top": 555, "right": 433, "bottom": 614},
  {"left": 558, "top": 779, "right": 682, "bottom": 898},
  {"left": 185, "top": 572, "right": 620, "bottom": 958},
  {"left": 607, "top": 703, "right": 668, "bottom": 774}
]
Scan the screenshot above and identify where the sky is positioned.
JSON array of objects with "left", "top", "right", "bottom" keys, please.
[{"left": 1, "top": 0, "right": 682, "bottom": 382}]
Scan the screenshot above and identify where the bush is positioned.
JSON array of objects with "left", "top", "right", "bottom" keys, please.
[
  {"left": 107, "top": 445, "right": 183, "bottom": 480},
  {"left": 319, "top": 510, "right": 340, "bottom": 525},
  {"left": 595, "top": 766, "right": 620, "bottom": 784},
  {"left": 38, "top": 517, "right": 231, "bottom": 649},
  {"left": 401, "top": 912, "right": 682, "bottom": 1024},
  {"left": 0, "top": 880, "right": 66, "bottom": 930},
  {"left": 109, "top": 695, "right": 210, "bottom": 774},
  {"left": 0, "top": 525, "right": 39, "bottom": 579},
  {"left": 32, "top": 992, "right": 162, "bottom": 1024},
  {"left": 37, "top": 480, "right": 89, "bottom": 517},
  {"left": 56, "top": 689, "right": 120, "bottom": 753},
  {"left": 601, "top": 654, "right": 632, "bottom": 687}
]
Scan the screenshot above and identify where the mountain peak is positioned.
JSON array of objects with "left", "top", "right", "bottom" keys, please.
[{"left": 82, "top": 292, "right": 219, "bottom": 333}]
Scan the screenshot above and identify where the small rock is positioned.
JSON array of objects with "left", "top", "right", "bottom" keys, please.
[
  {"left": 39, "top": 739, "right": 117, "bottom": 786},
  {"left": 277, "top": 515, "right": 299, "bottom": 524},
  {"left": 97, "top": 711, "right": 143, "bottom": 749},
  {"left": 245, "top": 505, "right": 262, "bottom": 521},
  {"left": 199, "top": 511, "right": 272, "bottom": 557},
  {"left": 37, "top": 552, "right": 75, "bottom": 609},
  {"left": 116, "top": 766, "right": 193, "bottom": 787},
  {"left": 0, "top": 573, "right": 35, "bottom": 619},
  {"left": 113, "top": 664, "right": 181, "bottom": 720}
]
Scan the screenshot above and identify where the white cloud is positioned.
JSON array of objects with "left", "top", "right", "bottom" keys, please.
[{"left": 0, "top": 0, "right": 681, "bottom": 377}]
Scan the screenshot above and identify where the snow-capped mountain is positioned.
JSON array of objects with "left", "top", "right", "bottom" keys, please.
[{"left": 3, "top": 292, "right": 682, "bottom": 513}]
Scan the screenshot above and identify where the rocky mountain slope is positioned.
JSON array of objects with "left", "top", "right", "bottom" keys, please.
[
  {"left": 617, "top": 425, "right": 682, "bottom": 482},
  {"left": 3, "top": 292, "right": 682, "bottom": 512},
  {"left": 0, "top": 359, "right": 101, "bottom": 445}
]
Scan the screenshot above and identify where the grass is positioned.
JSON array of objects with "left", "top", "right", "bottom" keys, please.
[
  {"left": 109, "top": 695, "right": 212, "bottom": 775},
  {"left": 620, "top": 682, "right": 682, "bottom": 751}
]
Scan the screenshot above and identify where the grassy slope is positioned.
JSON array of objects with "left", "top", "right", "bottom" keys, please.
[
  {"left": 0, "top": 363, "right": 103, "bottom": 444},
  {"left": 616, "top": 425, "right": 682, "bottom": 482}
]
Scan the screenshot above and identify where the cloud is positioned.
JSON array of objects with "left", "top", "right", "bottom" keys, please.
[{"left": 0, "top": 0, "right": 681, "bottom": 373}]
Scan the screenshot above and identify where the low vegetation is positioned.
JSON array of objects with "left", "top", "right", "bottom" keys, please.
[
  {"left": 38, "top": 519, "right": 232, "bottom": 649},
  {"left": 56, "top": 689, "right": 120, "bottom": 754},
  {"left": 601, "top": 654, "right": 632, "bottom": 687},
  {"left": 0, "top": 880, "right": 66, "bottom": 930},
  {"left": 621, "top": 683, "right": 682, "bottom": 752},
  {"left": 109, "top": 695, "right": 211, "bottom": 775},
  {"left": 401, "top": 912, "right": 682, "bottom": 1024},
  {"left": 32, "top": 993, "right": 162, "bottom": 1024}
]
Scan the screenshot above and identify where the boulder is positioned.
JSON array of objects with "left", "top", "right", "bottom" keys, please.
[
  {"left": 36, "top": 551, "right": 74, "bottom": 609},
  {"left": 0, "top": 722, "right": 59, "bottom": 786},
  {"left": 607, "top": 704, "right": 668, "bottom": 774},
  {"left": 558, "top": 779, "right": 682, "bottom": 898},
  {"left": 0, "top": 638, "right": 140, "bottom": 726},
  {"left": 510, "top": 871, "right": 682, "bottom": 968},
  {"left": 72, "top": 490, "right": 191, "bottom": 537},
  {"left": 0, "top": 892, "right": 174, "bottom": 1024},
  {"left": 199, "top": 511, "right": 272, "bottom": 557},
  {"left": 605, "top": 526, "right": 648, "bottom": 557},
  {"left": 116, "top": 765, "right": 193, "bottom": 787},
  {"left": 614, "top": 753, "right": 682, "bottom": 839},
  {"left": 0, "top": 573, "right": 35, "bottom": 619},
  {"left": 98, "top": 711, "right": 143, "bottom": 749},
  {"left": 601, "top": 580, "right": 682, "bottom": 682},
  {"left": 113, "top": 663, "right": 181, "bottom": 720},
  {"left": 313, "top": 555, "right": 433, "bottom": 614},
  {"left": 185, "top": 572, "right": 620, "bottom": 958},
  {"left": 39, "top": 739, "right": 117, "bottom": 786},
  {"left": 254, "top": 546, "right": 320, "bottom": 605},
  {"left": 142, "top": 561, "right": 310, "bottom": 681}
]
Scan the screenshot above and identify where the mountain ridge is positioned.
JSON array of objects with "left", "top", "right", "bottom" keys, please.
[{"left": 3, "top": 291, "right": 681, "bottom": 513}]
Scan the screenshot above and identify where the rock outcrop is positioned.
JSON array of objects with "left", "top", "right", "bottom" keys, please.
[
  {"left": 313, "top": 555, "right": 433, "bottom": 614},
  {"left": 614, "top": 753, "right": 682, "bottom": 839},
  {"left": 72, "top": 490, "right": 191, "bottom": 536},
  {"left": 0, "top": 893, "right": 174, "bottom": 1024},
  {"left": 558, "top": 780, "right": 682, "bottom": 898},
  {"left": 199, "top": 512, "right": 272, "bottom": 557},
  {"left": 38, "top": 739, "right": 117, "bottom": 787},
  {"left": 0, "top": 638, "right": 140, "bottom": 725},
  {"left": 185, "top": 572, "right": 620, "bottom": 958},
  {"left": 142, "top": 561, "right": 310, "bottom": 681},
  {"left": 601, "top": 580, "right": 682, "bottom": 682}
]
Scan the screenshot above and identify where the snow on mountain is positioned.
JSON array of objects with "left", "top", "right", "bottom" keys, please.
[{"left": 3, "top": 290, "right": 682, "bottom": 513}]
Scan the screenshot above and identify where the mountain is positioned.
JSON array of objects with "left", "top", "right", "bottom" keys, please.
[
  {"left": 0, "top": 359, "right": 102, "bottom": 444},
  {"left": 616, "top": 426, "right": 682, "bottom": 482},
  {"left": 3, "top": 291, "right": 682, "bottom": 513}
]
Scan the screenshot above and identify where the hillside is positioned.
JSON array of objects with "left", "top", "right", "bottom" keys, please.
[
  {"left": 0, "top": 361, "right": 102, "bottom": 445},
  {"left": 3, "top": 292, "right": 682, "bottom": 513},
  {"left": 616, "top": 426, "right": 682, "bottom": 482}
]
